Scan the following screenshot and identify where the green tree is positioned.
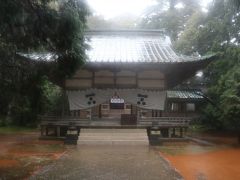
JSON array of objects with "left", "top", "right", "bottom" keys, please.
[
  {"left": 139, "top": 0, "right": 201, "bottom": 41},
  {"left": 140, "top": 0, "right": 240, "bottom": 141},
  {"left": 175, "top": 0, "right": 238, "bottom": 55},
  {"left": 175, "top": 0, "right": 240, "bottom": 141},
  {"left": 0, "top": 0, "right": 89, "bottom": 126}
]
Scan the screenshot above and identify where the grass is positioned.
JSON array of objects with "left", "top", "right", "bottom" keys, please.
[{"left": 0, "top": 126, "right": 37, "bottom": 135}]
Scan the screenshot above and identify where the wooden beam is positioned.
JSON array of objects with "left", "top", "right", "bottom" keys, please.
[
  {"left": 92, "top": 71, "right": 95, "bottom": 88},
  {"left": 113, "top": 71, "right": 117, "bottom": 87},
  {"left": 136, "top": 71, "right": 139, "bottom": 88}
]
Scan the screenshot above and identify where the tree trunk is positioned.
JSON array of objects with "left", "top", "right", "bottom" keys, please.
[{"left": 238, "top": 133, "right": 240, "bottom": 144}]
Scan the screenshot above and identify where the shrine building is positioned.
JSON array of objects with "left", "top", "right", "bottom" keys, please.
[{"left": 40, "top": 30, "right": 215, "bottom": 140}]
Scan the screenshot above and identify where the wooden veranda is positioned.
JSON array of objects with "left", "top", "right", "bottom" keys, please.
[{"left": 39, "top": 116, "right": 192, "bottom": 138}]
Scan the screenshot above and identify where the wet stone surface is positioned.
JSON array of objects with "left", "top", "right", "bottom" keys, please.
[{"left": 30, "top": 145, "right": 182, "bottom": 180}]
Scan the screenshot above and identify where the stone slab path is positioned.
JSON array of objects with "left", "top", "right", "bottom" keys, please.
[{"left": 31, "top": 145, "right": 182, "bottom": 180}]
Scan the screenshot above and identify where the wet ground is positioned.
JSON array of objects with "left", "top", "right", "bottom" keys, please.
[
  {"left": 30, "top": 145, "right": 182, "bottom": 180},
  {"left": 158, "top": 135, "right": 240, "bottom": 180},
  {"left": 0, "top": 132, "right": 65, "bottom": 180},
  {"left": 1, "top": 130, "right": 240, "bottom": 180},
  {"left": 162, "top": 147, "right": 240, "bottom": 180}
]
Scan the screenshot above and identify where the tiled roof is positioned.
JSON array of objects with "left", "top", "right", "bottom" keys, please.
[
  {"left": 167, "top": 90, "right": 204, "bottom": 99},
  {"left": 18, "top": 30, "right": 215, "bottom": 63},
  {"left": 86, "top": 30, "right": 212, "bottom": 63}
]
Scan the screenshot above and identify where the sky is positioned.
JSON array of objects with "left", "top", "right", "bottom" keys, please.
[{"left": 87, "top": 0, "right": 213, "bottom": 19}]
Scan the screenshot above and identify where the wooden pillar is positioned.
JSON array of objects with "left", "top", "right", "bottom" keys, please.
[
  {"left": 161, "top": 128, "right": 169, "bottom": 138},
  {"left": 131, "top": 105, "right": 133, "bottom": 115},
  {"left": 99, "top": 105, "right": 102, "bottom": 118},
  {"left": 57, "top": 126, "right": 61, "bottom": 137},
  {"left": 41, "top": 126, "right": 44, "bottom": 136},
  {"left": 46, "top": 127, "right": 49, "bottom": 136},
  {"left": 146, "top": 128, "right": 151, "bottom": 137},
  {"left": 89, "top": 108, "right": 92, "bottom": 120},
  {"left": 62, "top": 90, "right": 66, "bottom": 117},
  {"left": 180, "top": 128, "right": 183, "bottom": 138},
  {"left": 172, "top": 128, "right": 176, "bottom": 137},
  {"left": 55, "top": 127, "right": 57, "bottom": 136},
  {"left": 166, "top": 128, "right": 169, "bottom": 138}
]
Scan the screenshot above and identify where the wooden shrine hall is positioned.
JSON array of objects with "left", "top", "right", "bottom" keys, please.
[{"left": 39, "top": 30, "right": 215, "bottom": 140}]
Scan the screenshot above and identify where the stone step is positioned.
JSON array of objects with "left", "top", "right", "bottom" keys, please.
[
  {"left": 79, "top": 136, "right": 148, "bottom": 141},
  {"left": 80, "top": 133, "right": 147, "bottom": 136},
  {"left": 80, "top": 129, "right": 146, "bottom": 133},
  {"left": 78, "top": 128, "right": 149, "bottom": 145},
  {"left": 78, "top": 140, "right": 149, "bottom": 145}
]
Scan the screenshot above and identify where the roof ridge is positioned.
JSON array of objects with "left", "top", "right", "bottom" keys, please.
[{"left": 85, "top": 29, "right": 165, "bottom": 36}]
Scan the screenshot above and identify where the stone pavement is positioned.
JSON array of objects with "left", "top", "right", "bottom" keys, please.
[{"left": 30, "top": 145, "right": 182, "bottom": 180}]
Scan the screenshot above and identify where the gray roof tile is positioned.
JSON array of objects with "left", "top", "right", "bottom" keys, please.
[
  {"left": 18, "top": 30, "right": 215, "bottom": 63},
  {"left": 86, "top": 31, "right": 207, "bottom": 63},
  {"left": 167, "top": 91, "right": 204, "bottom": 99}
]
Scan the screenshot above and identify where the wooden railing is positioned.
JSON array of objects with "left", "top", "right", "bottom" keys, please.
[
  {"left": 39, "top": 116, "right": 90, "bottom": 126},
  {"left": 138, "top": 117, "right": 191, "bottom": 127},
  {"left": 40, "top": 116, "right": 192, "bottom": 127}
]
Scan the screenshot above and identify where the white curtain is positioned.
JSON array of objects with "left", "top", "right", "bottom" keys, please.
[{"left": 66, "top": 89, "right": 166, "bottom": 110}]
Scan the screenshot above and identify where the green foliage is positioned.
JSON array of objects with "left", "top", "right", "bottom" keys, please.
[
  {"left": 0, "top": 0, "right": 89, "bottom": 78},
  {"left": 201, "top": 47, "right": 240, "bottom": 130},
  {"left": 0, "top": 0, "right": 89, "bottom": 126},
  {"left": 175, "top": 0, "right": 240, "bottom": 131},
  {"left": 140, "top": 0, "right": 240, "bottom": 131},
  {"left": 176, "top": 0, "right": 240, "bottom": 55},
  {"left": 139, "top": 0, "right": 201, "bottom": 41},
  {"left": 4, "top": 75, "right": 63, "bottom": 127},
  {"left": 174, "top": 11, "right": 207, "bottom": 54}
]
